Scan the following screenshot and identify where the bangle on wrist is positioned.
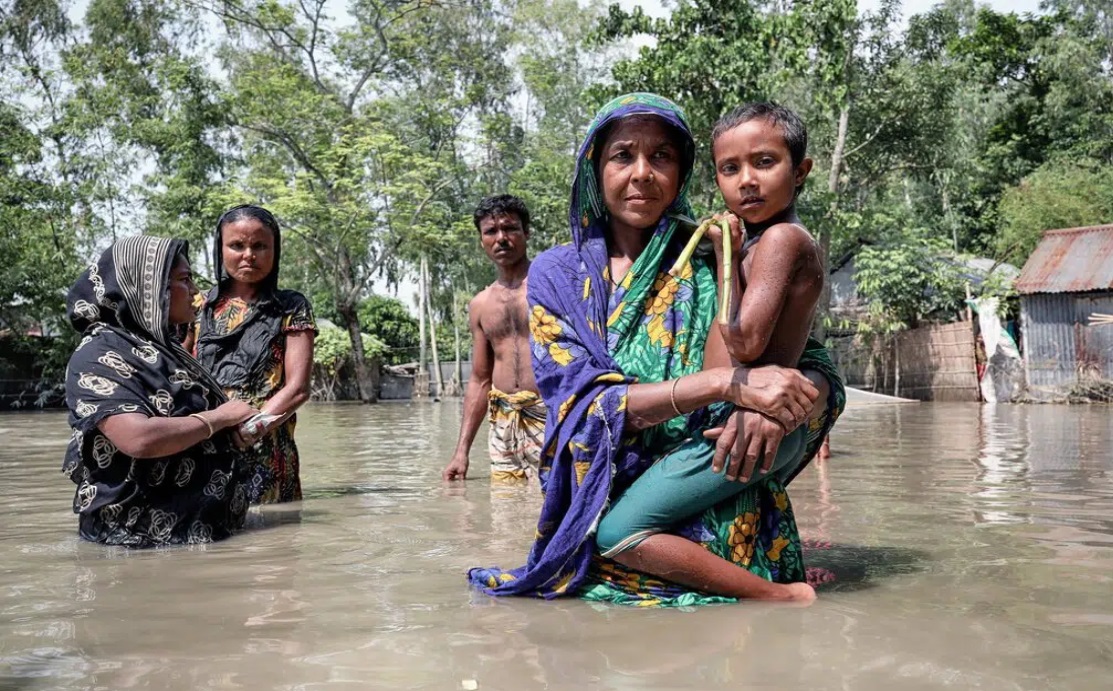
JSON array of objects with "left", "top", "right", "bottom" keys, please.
[
  {"left": 189, "top": 413, "right": 214, "bottom": 439},
  {"left": 670, "top": 377, "right": 683, "bottom": 418}
]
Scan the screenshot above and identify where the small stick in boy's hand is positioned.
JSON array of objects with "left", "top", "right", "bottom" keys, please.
[
  {"left": 717, "top": 218, "right": 733, "bottom": 325},
  {"left": 668, "top": 217, "right": 738, "bottom": 324},
  {"left": 669, "top": 218, "right": 713, "bottom": 277}
]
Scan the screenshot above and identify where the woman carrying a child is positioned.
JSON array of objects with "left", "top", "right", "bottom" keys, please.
[{"left": 469, "top": 93, "right": 844, "bottom": 605}]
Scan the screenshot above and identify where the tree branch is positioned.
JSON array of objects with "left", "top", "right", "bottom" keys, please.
[
  {"left": 186, "top": 0, "right": 335, "bottom": 100},
  {"left": 843, "top": 123, "right": 885, "bottom": 160},
  {"left": 235, "top": 121, "right": 336, "bottom": 200}
]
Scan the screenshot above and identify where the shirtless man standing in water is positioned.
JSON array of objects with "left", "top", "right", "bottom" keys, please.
[{"left": 442, "top": 195, "right": 545, "bottom": 482}]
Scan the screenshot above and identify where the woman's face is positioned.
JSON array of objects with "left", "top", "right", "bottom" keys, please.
[
  {"left": 599, "top": 116, "right": 683, "bottom": 235},
  {"left": 167, "top": 255, "right": 199, "bottom": 326},
  {"left": 221, "top": 217, "right": 276, "bottom": 286}
]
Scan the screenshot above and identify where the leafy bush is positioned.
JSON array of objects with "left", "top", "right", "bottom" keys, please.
[
  {"left": 312, "top": 325, "right": 386, "bottom": 400},
  {"left": 996, "top": 158, "right": 1113, "bottom": 265},
  {"left": 357, "top": 295, "right": 419, "bottom": 365},
  {"left": 854, "top": 239, "right": 966, "bottom": 331}
]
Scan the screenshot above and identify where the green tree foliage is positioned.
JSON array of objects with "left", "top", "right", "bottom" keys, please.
[
  {"left": 854, "top": 239, "right": 966, "bottom": 331},
  {"left": 0, "top": 105, "right": 75, "bottom": 334},
  {"left": 312, "top": 323, "right": 386, "bottom": 401},
  {"left": 997, "top": 158, "right": 1113, "bottom": 262},
  {"left": 357, "top": 295, "right": 419, "bottom": 366},
  {"left": 2, "top": 0, "right": 1112, "bottom": 401}
]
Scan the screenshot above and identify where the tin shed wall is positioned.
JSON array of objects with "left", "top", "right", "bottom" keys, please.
[{"left": 1021, "top": 292, "right": 1113, "bottom": 399}]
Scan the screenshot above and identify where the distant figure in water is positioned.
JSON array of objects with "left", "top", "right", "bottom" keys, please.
[
  {"left": 190, "top": 205, "right": 317, "bottom": 505},
  {"left": 442, "top": 195, "right": 546, "bottom": 483}
]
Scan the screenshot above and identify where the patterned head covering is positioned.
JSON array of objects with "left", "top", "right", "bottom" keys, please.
[
  {"left": 67, "top": 236, "right": 190, "bottom": 347},
  {"left": 66, "top": 235, "right": 223, "bottom": 394},
  {"left": 570, "top": 93, "right": 696, "bottom": 314}
]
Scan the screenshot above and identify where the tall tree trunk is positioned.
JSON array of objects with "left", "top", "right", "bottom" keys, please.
[
  {"left": 418, "top": 255, "right": 428, "bottom": 371},
  {"left": 815, "top": 104, "right": 851, "bottom": 344},
  {"left": 450, "top": 290, "right": 463, "bottom": 396},
  {"left": 415, "top": 255, "right": 429, "bottom": 397},
  {"left": 338, "top": 301, "right": 377, "bottom": 403},
  {"left": 827, "top": 106, "right": 850, "bottom": 200},
  {"left": 424, "top": 259, "right": 445, "bottom": 400}
]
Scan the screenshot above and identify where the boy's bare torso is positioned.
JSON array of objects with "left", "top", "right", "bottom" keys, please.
[{"left": 736, "top": 221, "right": 824, "bottom": 367}]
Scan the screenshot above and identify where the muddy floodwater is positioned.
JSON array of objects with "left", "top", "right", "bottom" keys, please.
[{"left": 2, "top": 401, "right": 1112, "bottom": 690}]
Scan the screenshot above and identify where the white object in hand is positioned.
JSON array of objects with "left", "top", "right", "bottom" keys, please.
[{"left": 239, "top": 411, "right": 283, "bottom": 437}]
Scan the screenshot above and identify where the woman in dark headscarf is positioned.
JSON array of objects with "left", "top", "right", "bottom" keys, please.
[
  {"left": 63, "top": 236, "right": 258, "bottom": 547},
  {"left": 192, "top": 205, "right": 316, "bottom": 505},
  {"left": 469, "top": 93, "right": 845, "bottom": 605}
]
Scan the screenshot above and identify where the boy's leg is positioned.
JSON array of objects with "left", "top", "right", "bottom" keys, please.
[{"left": 596, "top": 426, "right": 807, "bottom": 556}]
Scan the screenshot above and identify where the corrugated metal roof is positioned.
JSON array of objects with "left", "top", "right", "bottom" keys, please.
[{"left": 1015, "top": 225, "right": 1113, "bottom": 295}]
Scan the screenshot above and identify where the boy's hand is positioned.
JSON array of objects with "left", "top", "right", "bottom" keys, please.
[
  {"left": 707, "top": 212, "right": 744, "bottom": 255},
  {"left": 704, "top": 408, "right": 786, "bottom": 482}
]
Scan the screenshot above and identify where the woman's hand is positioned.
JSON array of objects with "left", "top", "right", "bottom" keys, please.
[
  {"left": 705, "top": 212, "right": 744, "bottom": 256},
  {"left": 208, "top": 399, "right": 258, "bottom": 432},
  {"left": 704, "top": 408, "right": 786, "bottom": 482},
  {"left": 722, "top": 364, "right": 818, "bottom": 432},
  {"left": 232, "top": 426, "right": 262, "bottom": 450}
]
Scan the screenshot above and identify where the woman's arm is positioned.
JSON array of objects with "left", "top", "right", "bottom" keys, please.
[
  {"left": 98, "top": 399, "right": 258, "bottom": 459},
  {"left": 237, "top": 330, "right": 314, "bottom": 445},
  {"left": 624, "top": 369, "right": 731, "bottom": 431},
  {"left": 261, "top": 331, "right": 314, "bottom": 419},
  {"left": 624, "top": 363, "right": 818, "bottom": 432}
]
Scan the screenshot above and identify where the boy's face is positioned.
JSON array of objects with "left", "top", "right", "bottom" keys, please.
[
  {"left": 713, "top": 118, "right": 812, "bottom": 226},
  {"left": 478, "top": 212, "right": 528, "bottom": 267}
]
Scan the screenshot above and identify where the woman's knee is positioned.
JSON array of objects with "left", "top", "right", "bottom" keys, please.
[
  {"left": 595, "top": 512, "right": 630, "bottom": 554},
  {"left": 596, "top": 509, "right": 658, "bottom": 556}
]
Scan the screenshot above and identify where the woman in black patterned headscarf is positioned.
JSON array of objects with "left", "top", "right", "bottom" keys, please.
[{"left": 62, "top": 235, "right": 260, "bottom": 547}]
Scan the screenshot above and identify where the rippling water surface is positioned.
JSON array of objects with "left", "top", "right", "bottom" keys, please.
[{"left": 2, "top": 401, "right": 1112, "bottom": 690}]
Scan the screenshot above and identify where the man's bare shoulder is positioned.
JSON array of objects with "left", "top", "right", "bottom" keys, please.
[
  {"left": 471, "top": 284, "right": 501, "bottom": 310},
  {"left": 466, "top": 286, "right": 494, "bottom": 325}
]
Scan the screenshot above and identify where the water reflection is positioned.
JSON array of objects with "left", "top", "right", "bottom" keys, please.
[{"left": 1, "top": 402, "right": 1112, "bottom": 690}]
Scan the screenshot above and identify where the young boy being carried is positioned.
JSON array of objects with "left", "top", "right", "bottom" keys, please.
[
  {"left": 442, "top": 195, "right": 546, "bottom": 483},
  {"left": 703, "top": 102, "right": 832, "bottom": 484}
]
